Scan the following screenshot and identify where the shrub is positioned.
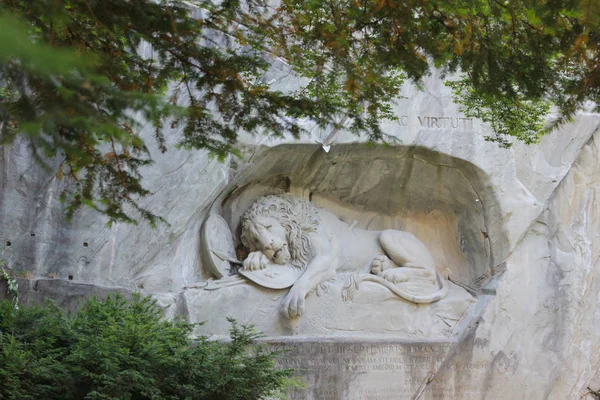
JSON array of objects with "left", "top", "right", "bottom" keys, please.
[{"left": 0, "top": 294, "right": 292, "bottom": 400}]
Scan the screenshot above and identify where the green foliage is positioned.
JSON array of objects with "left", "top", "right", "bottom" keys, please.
[
  {"left": 1, "top": 0, "right": 600, "bottom": 224},
  {"left": 0, "top": 260, "right": 18, "bottom": 310},
  {"left": 0, "top": 294, "right": 292, "bottom": 400},
  {"left": 446, "top": 79, "right": 551, "bottom": 147}
]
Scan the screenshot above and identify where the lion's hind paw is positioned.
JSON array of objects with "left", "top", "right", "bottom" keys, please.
[{"left": 370, "top": 255, "right": 393, "bottom": 276}]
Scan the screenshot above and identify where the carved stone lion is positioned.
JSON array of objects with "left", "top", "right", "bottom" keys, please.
[{"left": 240, "top": 194, "right": 448, "bottom": 319}]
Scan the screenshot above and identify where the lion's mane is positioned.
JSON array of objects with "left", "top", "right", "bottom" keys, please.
[{"left": 240, "top": 195, "right": 320, "bottom": 270}]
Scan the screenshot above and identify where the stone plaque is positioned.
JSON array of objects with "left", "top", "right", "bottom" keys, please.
[{"left": 265, "top": 340, "right": 487, "bottom": 400}]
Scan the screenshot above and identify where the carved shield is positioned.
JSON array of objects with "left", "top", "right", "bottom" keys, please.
[
  {"left": 201, "top": 214, "right": 238, "bottom": 279},
  {"left": 239, "top": 265, "right": 302, "bottom": 289}
]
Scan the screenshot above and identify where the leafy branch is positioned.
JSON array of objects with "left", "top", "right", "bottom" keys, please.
[
  {"left": 0, "top": 259, "right": 18, "bottom": 310},
  {"left": 1, "top": 0, "right": 600, "bottom": 225}
]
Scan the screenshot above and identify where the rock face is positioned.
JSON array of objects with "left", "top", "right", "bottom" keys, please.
[{"left": 2, "top": 71, "right": 600, "bottom": 399}]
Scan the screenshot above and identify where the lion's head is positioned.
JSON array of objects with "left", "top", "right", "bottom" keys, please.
[{"left": 240, "top": 195, "right": 320, "bottom": 269}]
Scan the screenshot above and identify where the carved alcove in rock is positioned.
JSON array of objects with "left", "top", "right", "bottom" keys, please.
[{"left": 186, "top": 143, "right": 508, "bottom": 339}]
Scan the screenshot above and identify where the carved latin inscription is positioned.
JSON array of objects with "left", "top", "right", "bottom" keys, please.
[
  {"left": 397, "top": 115, "right": 475, "bottom": 129},
  {"left": 267, "top": 341, "right": 487, "bottom": 400}
]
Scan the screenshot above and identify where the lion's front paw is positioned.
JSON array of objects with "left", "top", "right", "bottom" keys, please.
[
  {"left": 281, "top": 286, "right": 307, "bottom": 319},
  {"left": 243, "top": 251, "right": 268, "bottom": 271}
]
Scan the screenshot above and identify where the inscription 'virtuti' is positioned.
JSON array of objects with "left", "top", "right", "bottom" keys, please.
[{"left": 398, "top": 115, "right": 475, "bottom": 129}]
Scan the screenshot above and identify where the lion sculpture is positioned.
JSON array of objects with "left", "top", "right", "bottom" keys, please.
[{"left": 240, "top": 194, "right": 448, "bottom": 319}]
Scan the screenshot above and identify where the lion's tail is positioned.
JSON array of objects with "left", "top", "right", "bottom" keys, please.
[
  {"left": 344, "top": 272, "right": 449, "bottom": 304},
  {"left": 341, "top": 274, "right": 360, "bottom": 301}
]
